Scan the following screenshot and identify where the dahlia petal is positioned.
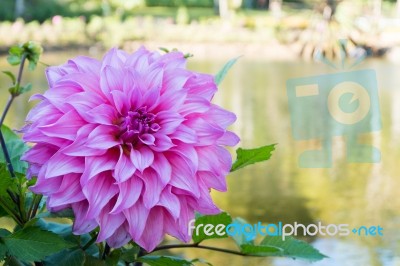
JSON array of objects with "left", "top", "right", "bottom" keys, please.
[
  {"left": 39, "top": 110, "right": 84, "bottom": 141},
  {"left": 97, "top": 206, "right": 125, "bottom": 242},
  {"left": 136, "top": 207, "right": 164, "bottom": 252},
  {"left": 139, "top": 133, "right": 155, "bottom": 146},
  {"left": 168, "top": 154, "right": 199, "bottom": 197},
  {"left": 197, "top": 146, "right": 232, "bottom": 175},
  {"left": 184, "top": 73, "right": 217, "bottom": 101},
  {"left": 180, "top": 96, "right": 210, "bottom": 116},
  {"left": 188, "top": 179, "right": 220, "bottom": 215},
  {"left": 45, "top": 152, "right": 84, "bottom": 178},
  {"left": 114, "top": 147, "right": 136, "bottom": 183},
  {"left": 157, "top": 89, "right": 187, "bottom": 112},
  {"left": 150, "top": 153, "right": 171, "bottom": 185},
  {"left": 86, "top": 125, "right": 121, "bottom": 150},
  {"left": 111, "top": 89, "right": 130, "bottom": 115},
  {"left": 157, "top": 186, "right": 180, "bottom": 219},
  {"left": 205, "top": 105, "right": 237, "bottom": 128},
  {"left": 161, "top": 68, "right": 191, "bottom": 94},
  {"left": 101, "top": 47, "right": 126, "bottom": 70},
  {"left": 21, "top": 144, "right": 57, "bottom": 165},
  {"left": 198, "top": 171, "right": 227, "bottom": 192},
  {"left": 30, "top": 175, "right": 62, "bottom": 194},
  {"left": 102, "top": 66, "right": 124, "bottom": 92},
  {"left": 142, "top": 86, "right": 160, "bottom": 111},
  {"left": 83, "top": 173, "right": 119, "bottom": 219},
  {"left": 111, "top": 177, "right": 143, "bottom": 214},
  {"left": 81, "top": 152, "right": 118, "bottom": 185},
  {"left": 216, "top": 131, "right": 240, "bottom": 146},
  {"left": 45, "top": 63, "right": 77, "bottom": 88},
  {"left": 157, "top": 52, "right": 186, "bottom": 70},
  {"left": 68, "top": 56, "right": 101, "bottom": 76},
  {"left": 47, "top": 174, "right": 85, "bottom": 208},
  {"left": 85, "top": 104, "right": 118, "bottom": 125},
  {"left": 151, "top": 134, "right": 175, "bottom": 152},
  {"left": 140, "top": 168, "right": 164, "bottom": 209},
  {"left": 157, "top": 111, "right": 185, "bottom": 135},
  {"left": 106, "top": 223, "right": 131, "bottom": 248},
  {"left": 62, "top": 124, "right": 107, "bottom": 156},
  {"left": 184, "top": 117, "right": 225, "bottom": 146},
  {"left": 169, "top": 124, "right": 197, "bottom": 144},
  {"left": 124, "top": 200, "right": 150, "bottom": 240},
  {"left": 72, "top": 201, "right": 97, "bottom": 235},
  {"left": 67, "top": 92, "right": 106, "bottom": 120},
  {"left": 125, "top": 46, "right": 151, "bottom": 72},
  {"left": 163, "top": 210, "right": 190, "bottom": 243},
  {"left": 130, "top": 146, "right": 154, "bottom": 172}
]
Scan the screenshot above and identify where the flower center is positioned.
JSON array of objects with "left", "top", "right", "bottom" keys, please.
[{"left": 118, "top": 107, "right": 160, "bottom": 145}]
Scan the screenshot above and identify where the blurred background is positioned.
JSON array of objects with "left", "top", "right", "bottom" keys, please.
[{"left": 1, "top": 0, "right": 400, "bottom": 265}]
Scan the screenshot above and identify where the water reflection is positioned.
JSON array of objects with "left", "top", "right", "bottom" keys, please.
[{"left": 0, "top": 52, "right": 399, "bottom": 265}]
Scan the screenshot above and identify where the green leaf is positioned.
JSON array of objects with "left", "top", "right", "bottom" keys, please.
[
  {"left": 192, "top": 212, "right": 232, "bottom": 243},
  {"left": 240, "top": 243, "right": 282, "bottom": 256},
  {"left": 84, "top": 255, "right": 106, "bottom": 266},
  {"left": 0, "top": 125, "right": 30, "bottom": 174},
  {"left": 19, "top": 83, "right": 32, "bottom": 95},
  {"left": 230, "top": 144, "right": 276, "bottom": 172},
  {"left": 0, "top": 242, "right": 6, "bottom": 261},
  {"left": 214, "top": 56, "right": 240, "bottom": 85},
  {"left": 136, "top": 255, "right": 193, "bottom": 266},
  {"left": 9, "top": 46, "right": 23, "bottom": 56},
  {"left": 260, "top": 236, "right": 327, "bottom": 261},
  {"left": 2, "top": 71, "right": 16, "bottom": 84},
  {"left": 105, "top": 249, "right": 121, "bottom": 266},
  {"left": 7, "top": 55, "right": 20, "bottom": 66},
  {"left": 2, "top": 225, "right": 74, "bottom": 262},
  {"left": 37, "top": 208, "right": 74, "bottom": 219},
  {"left": 120, "top": 245, "right": 140, "bottom": 263},
  {"left": 44, "top": 249, "right": 85, "bottom": 266},
  {"left": 0, "top": 163, "right": 14, "bottom": 196}
]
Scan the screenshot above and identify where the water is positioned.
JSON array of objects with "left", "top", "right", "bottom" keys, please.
[{"left": 0, "top": 51, "right": 399, "bottom": 266}]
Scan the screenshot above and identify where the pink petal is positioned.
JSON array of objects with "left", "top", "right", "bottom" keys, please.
[
  {"left": 114, "top": 147, "right": 136, "bottom": 183},
  {"left": 106, "top": 222, "right": 131, "bottom": 248},
  {"left": 45, "top": 152, "right": 84, "bottom": 178},
  {"left": 38, "top": 110, "right": 84, "bottom": 141},
  {"left": 136, "top": 207, "right": 164, "bottom": 252},
  {"left": 97, "top": 204, "right": 126, "bottom": 242},
  {"left": 111, "top": 176, "right": 143, "bottom": 214},
  {"left": 140, "top": 168, "right": 165, "bottom": 209},
  {"left": 86, "top": 125, "right": 121, "bottom": 150},
  {"left": 48, "top": 174, "right": 85, "bottom": 208},
  {"left": 130, "top": 146, "right": 154, "bottom": 172},
  {"left": 83, "top": 173, "right": 119, "bottom": 219},
  {"left": 124, "top": 200, "right": 149, "bottom": 240},
  {"left": 216, "top": 131, "right": 240, "bottom": 146},
  {"left": 72, "top": 201, "right": 97, "bottom": 235},
  {"left": 150, "top": 153, "right": 171, "bottom": 185},
  {"left": 157, "top": 186, "right": 180, "bottom": 219},
  {"left": 85, "top": 104, "right": 118, "bottom": 125}
]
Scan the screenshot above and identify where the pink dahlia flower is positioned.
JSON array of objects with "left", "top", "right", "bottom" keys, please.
[{"left": 21, "top": 47, "right": 239, "bottom": 251}]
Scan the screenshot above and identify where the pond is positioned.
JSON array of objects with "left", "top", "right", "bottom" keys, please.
[{"left": 0, "top": 50, "right": 399, "bottom": 266}]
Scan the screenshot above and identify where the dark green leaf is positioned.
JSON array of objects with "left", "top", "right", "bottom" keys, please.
[
  {"left": 0, "top": 229, "right": 11, "bottom": 237},
  {"left": 240, "top": 243, "right": 282, "bottom": 256},
  {"left": 7, "top": 55, "right": 20, "bottom": 66},
  {"left": 0, "top": 242, "right": 6, "bottom": 261},
  {"left": 28, "top": 61, "right": 36, "bottom": 71},
  {"left": 1, "top": 71, "right": 16, "bottom": 84},
  {"left": 192, "top": 212, "right": 232, "bottom": 243},
  {"left": 37, "top": 208, "right": 74, "bottom": 219},
  {"left": 214, "top": 56, "right": 240, "bottom": 85},
  {"left": 190, "top": 258, "right": 212, "bottom": 266},
  {"left": 0, "top": 163, "right": 14, "bottom": 196},
  {"left": 260, "top": 236, "right": 327, "bottom": 261},
  {"left": 136, "top": 255, "right": 193, "bottom": 266},
  {"left": 84, "top": 255, "right": 106, "bottom": 266},
  {"left": 44, "top": 249, "right": 85, "bottom": 266},
  {"left": 106, "top": 249, "right": 121, "bottom": 266},
  {"left": 0, "top": 125, "right": 30, "bottom": 174},
  {"left": 2, "top": 225, "right": 74, "bottom": 262},
  {"left": 230, "top": 144, "right": 276, "bottom": 172},
  {"left": 120, "top": 245, "right": 140, "bottom": 263}
]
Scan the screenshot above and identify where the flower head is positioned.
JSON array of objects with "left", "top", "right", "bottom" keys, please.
[{"left": 22, "top": 47, "right": 239, "bottom": 251}]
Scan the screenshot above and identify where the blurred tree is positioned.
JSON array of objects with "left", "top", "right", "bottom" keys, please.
[{"left": 15, "top": 0, "right": 25, "bottom": 18}]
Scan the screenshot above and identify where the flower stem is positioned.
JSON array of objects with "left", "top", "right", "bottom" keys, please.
[
  {"left": 102, "top": 243, "right": 111, "bottom": 259},
  {"left": 151, "top": 243, "right": 253, "bottom": 257},
  {"left": 82, "top": 233, "right": 98, "bottom": 251}
]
